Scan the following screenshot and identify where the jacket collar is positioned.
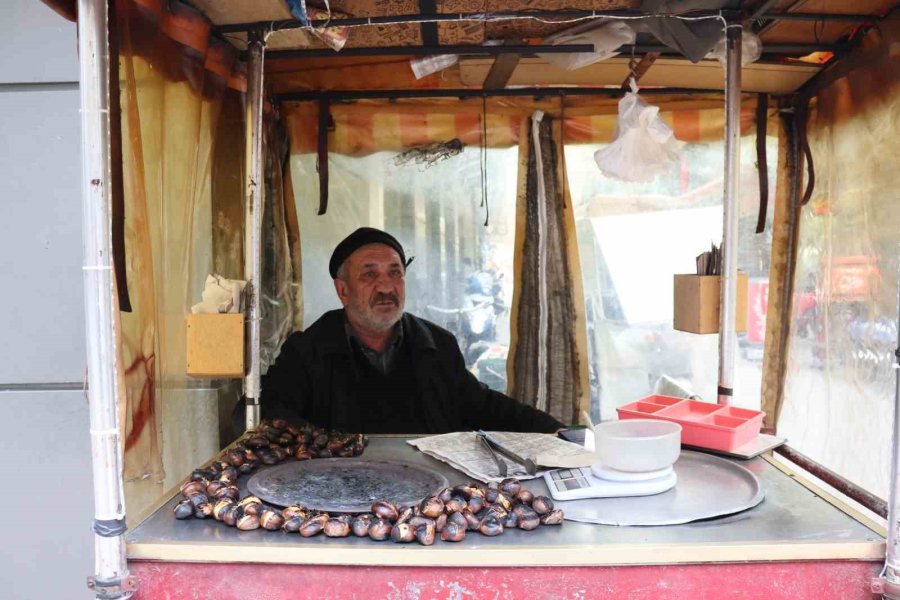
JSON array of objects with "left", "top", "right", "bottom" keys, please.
[{"left": 316, "top": 309, "right": 437, "bottom": 355}]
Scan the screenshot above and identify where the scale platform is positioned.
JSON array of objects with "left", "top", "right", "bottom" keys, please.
[{"left": 544, "top": 464, "right": 677, "bottom": 501}]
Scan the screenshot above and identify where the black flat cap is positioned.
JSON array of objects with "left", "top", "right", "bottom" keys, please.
[{"left": 329, "top": 227, "right": 412, "bottom": 279}]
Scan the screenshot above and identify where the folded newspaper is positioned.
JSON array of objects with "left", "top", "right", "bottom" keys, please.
[{"left": 408, "top": 431, "right": 592, "bottom": 483}]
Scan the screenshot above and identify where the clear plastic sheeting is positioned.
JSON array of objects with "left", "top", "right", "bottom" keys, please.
[
  {"left": 567, "top": 134, "right": 777, "bottom": 422},
  {"left": 290, "top": 146, "right": 518, "bottom": 392},
  {"left": 780, "top": 47, "right": 900, "bottom": 501},
  {"left": 259, "top": 119, "right": 297, "bottom": 373}
]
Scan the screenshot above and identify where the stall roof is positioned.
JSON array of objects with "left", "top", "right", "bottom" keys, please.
[{"left": 179, "top": 0, "right": 898, "bottom": 95}]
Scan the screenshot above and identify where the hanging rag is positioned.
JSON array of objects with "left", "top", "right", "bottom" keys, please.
[{"left": 638, "top": 0, "right": 727, "bottom": 63}]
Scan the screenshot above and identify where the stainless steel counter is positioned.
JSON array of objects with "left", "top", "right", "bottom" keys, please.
[{"left": 126, "top": 437, "right": 885, "bottom": 566}]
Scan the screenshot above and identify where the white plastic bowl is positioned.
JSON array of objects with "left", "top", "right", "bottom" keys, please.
[{"left": 594, "top": 419, "right": 682, "bottom": 473}]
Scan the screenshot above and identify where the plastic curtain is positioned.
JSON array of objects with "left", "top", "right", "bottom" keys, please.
[
  {"left": 116, "top": 0, "right": 246, "bottom": 510},
  {"left": 564, "top": 97, "right": 778, "bottom": 422},
  {"left": 779, "top": 35, "right": 900, "bottom": 500}
]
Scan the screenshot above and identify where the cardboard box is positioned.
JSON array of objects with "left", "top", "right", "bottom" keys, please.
[
  {"left": 186, "top": 313, "right": 245, "bottom": 378},
  {"left": 673, "top": 273, "right": 748, "bottom": 334}
]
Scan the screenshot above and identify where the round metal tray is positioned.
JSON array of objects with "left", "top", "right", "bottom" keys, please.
[
  {"left": 247, "top": 458, "right": 449, "bottom": 513},
  {"left": 559, "top": 450, "right": 765, "bottom": 526}
]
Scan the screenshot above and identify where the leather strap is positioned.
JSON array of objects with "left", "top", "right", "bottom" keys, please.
[
  {"left": 796, "top": 97, "right": 816, "bottom": 206},
  {"left": 317, "top": 99, "right": 330, "bottom": 215},
  {"left": 755, "top": 93, "right": 769, "bottom": 234}
]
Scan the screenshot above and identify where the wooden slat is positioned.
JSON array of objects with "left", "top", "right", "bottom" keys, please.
[{"left": 460, "top": 57, "right": 822, "bottom": 95}]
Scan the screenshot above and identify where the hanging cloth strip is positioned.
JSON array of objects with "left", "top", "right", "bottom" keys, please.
[{"left": 530, "top": 110, "right": 549, "bottom": 413}]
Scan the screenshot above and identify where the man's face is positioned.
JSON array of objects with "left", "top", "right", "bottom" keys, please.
[{"left": 334, "top": 243, "right": 405, "bottom": 332}]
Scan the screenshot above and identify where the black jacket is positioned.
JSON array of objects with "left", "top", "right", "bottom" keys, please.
[{"left": 245, "top": 310, "right": 563, "bottom": 434}]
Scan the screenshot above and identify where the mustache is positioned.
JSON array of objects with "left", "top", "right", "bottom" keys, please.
[{"left": 370, "top": 292, "right": 399, "bottom": 307}]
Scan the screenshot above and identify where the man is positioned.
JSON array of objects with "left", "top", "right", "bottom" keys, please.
[{"left": 249, "top": 227, "right": 563, "bottom": 434}]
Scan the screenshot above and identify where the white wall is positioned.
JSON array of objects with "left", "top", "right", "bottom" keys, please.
[{"left": 0, "top": 2, "right": 92, "bottom": 598}]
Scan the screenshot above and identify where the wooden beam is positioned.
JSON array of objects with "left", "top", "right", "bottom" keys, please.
[
  {"left": 482, "top": 40, "right": 523, "bottom": 90},
  {"left": 621, "top": 52, "right": 660, "bottom": 89},
  {"left": 418, "top": 0, "right": 439, "bottom": 46}
]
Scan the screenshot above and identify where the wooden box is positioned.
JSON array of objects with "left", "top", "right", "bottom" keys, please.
[
  {"left": 186, "top": 313, "right": 244, "bottom": 378},
  {"left": 673, "top": 274, "right": 748, "bottom": 334}
]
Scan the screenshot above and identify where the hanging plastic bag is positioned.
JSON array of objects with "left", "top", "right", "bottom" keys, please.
[
  {"left": 706, "top": 30, "right": 763, "bottom": 67},
  {"left": 538, "top": 20, "right": 636, "bottom": 71},
  {"left": 593, "top": 81, "right": 684, "bottom": 182}
]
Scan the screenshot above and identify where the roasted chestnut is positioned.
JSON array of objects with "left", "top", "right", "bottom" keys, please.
[
  {"left": 503, "top": 511, "right": 519, "bottom": 529},
  {"left": 435, "top": 513, "right": 448, "bottom": 533},
  {"left": 299, "top": 513, "right": 329, "bottom": 537},
  {"left": 514, "top": 489, "right": 534, "bottom": 506},
  {"left": 351, "top": 514, "right": 373, "bottom": 537},
  {"left": 415, "top": 521, "right": 436, "bottom": 546},
  {"left": 257, "top": 449, "right": 278, "bottom": 465},
  {"left": 324, "top": 515, "right": 352, "bottom": 537},
  {"left": 237, "top": 462, "right": 255, "bottom": 475},
  {"left": 368, "top": 518, "right": 392, "bottom": 541},
  {"left": 245, "top": 436, "right": 269, "bottom": 450},
  {"left": 390, "top": 523, "right": 415, "bottom": 543},
  {"left": 188, "top": 493, "right": 210, "bottom": 509},
  {"left": 222, "top": 505, "right": 242, "bottom": 527},
  {"left": 238, "top": 497, "right": 263, "bottom": 516},
  {"left": 478, "top": 515, "right": 503, "bottom": 537},
  {"left": 272, "top": 419, "right": 289, "bottom": 430},
  {"left": 214, "top": 485, "right": 240, "bottom": 502},
  {"left": 193, "top": 502, "right": 213, "bottom": 519},
  {"left": 467, "top": 496, "right": 484, "bottom": 513},
  {"left": 205, "top": 480, "right": 226, "bottom": 497},
  {"left": 484, "top": 488, "right": 500, "bottom": 504},
  {"left": 282, "top": 505, "right": 308, "bottom": 520},
  {"left": 445, "top": 497, "right": 467, "bottom": 514},
  {"left": 282, "top": 515, "right": 303, "bottom": 533},
  {"left": 371, "top": 500, "right": 399, "bottom": 522},
  {"left": 437, "top": 487, "right": 453, "bottom": 503},
  {"left": 532, "top": 496, "right": 553, "bottom": 516},
  {"left": 220, "top": 466, "right": 239, "bottom": 482},
  {"left": 213, "top": 499, "right": 235, "bottom": 521},
  {"left": 259, "top": 509, "right": 285, "bottom": 531},
  {"left": 226, "top": 450, "right": 245, "bottom": 467},
  {"left": 180, "top": 480, "right": 205, "bottom": 497},
  {"left": 540, "top": 509, "right": 564, "bottom": 525},
  {"left": 516, "top": 506, "right": 540, "bottom": 531},
  {"left": 173, "top": 499, "right": 193, "bottom": 520},
  {"left": 462, "top": 510, "right": 481, "bottom": 531},
  {"left": 236, "top": 513, "right": 260, "bottom": 530},
  {"left": 294, "top": 447, "right": 313, "bottom": 461},
  {"left": 500, "top": 478, "right": 522, "bottom": 497},
  {"left": 313, "top": 433, "right": 328, "bottom": 449},
  {"left": 440, "top": 521, "right": 466, "bottom": 542},
  {"left": 493, "top": 493, "right": 513, "bottom": 512},
  {"left": 448, "top": 511, "right": 468, "bottom": 530},
  {"left": 272, "top": 447, "right": 290, "bottom": 462},
  {"left": 419, "top": 497, "right": 444, "bottom": 518},
  {"left": 396, "top": 506, "right": 414, "bottom": 525}
]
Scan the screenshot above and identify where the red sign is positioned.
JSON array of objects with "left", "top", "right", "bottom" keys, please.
[
  {"left": 747, "top": 279, "right": 768, "bottom": 344},
  {"left": 831, "top": 256, "right": 879, "bottom": 301}
]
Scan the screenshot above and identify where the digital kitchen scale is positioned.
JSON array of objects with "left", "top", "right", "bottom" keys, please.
[{"left": 544, "top": 463, "right": 677, "bottom": 501}]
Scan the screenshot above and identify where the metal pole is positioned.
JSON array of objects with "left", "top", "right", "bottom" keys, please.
[
  {"left": 717, "top": 24, "right": 741, "bottom": 406},
  {"left": 873, "top": 272, "right": 900, "bottom": 599},
  {"left": 78, "top": 0, "right": 136, "bottom": 597},
  {"left": 243, "top": 32, "right": 266, "bottom": 431}
]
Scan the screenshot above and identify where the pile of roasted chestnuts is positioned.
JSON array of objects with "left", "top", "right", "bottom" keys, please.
[
  {"left": 176, "top": 473, "right": 564, "bottom": 545},
  {"left": 172, "top": 419, "right": 366, "bottom": 522}
]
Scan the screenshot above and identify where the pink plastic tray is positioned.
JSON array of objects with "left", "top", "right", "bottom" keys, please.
[{"left": 616, "top": 395, "right": 765, "bottom": 452}]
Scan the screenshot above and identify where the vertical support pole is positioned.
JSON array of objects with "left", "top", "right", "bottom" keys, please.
[
  {"left": 78, "top": 0, "right": 135, "bottom": 597},
  {"left": 718, "top": 24, "right": 742, "bottom": 406},
  {"left": 244, "top": 32, "right": 266, "bottom": 431},
  {"left": 874, "top": 277, "right": 900, "bottom": 599}
]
